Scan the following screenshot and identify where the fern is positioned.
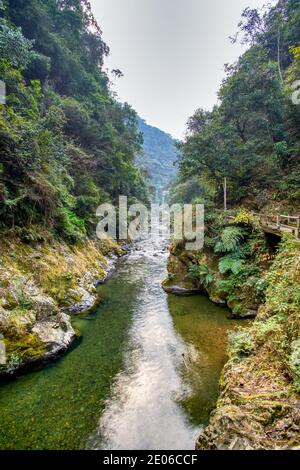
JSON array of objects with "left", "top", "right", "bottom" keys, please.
[
  {"left": 187, "top": 263, "right": 214, "bottom": 286},
  {"left": 215, "top": 226, "right": 245, "bottom": 254},
  {"left": 219, "top": 255, "right": 245, "bottom": 275}
]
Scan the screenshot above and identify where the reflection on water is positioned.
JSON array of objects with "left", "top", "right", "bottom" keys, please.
[
  {"left": 88, "top": 236, "right": 235, "bottom": 450},
  {"left": 168, "top": 294, "right": 236, "bottom": 425},
  {"left": 0, "top": 234, "right": 236, "bottom": 450},
  {"left": 88, "top": 237, "right": 199, "bottom": 450}
]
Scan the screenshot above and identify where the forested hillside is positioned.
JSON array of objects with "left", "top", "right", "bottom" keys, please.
[
  {"left": 136, "top": 117, "right": 177, "bottom": 201},
  {"left": 0, "top": 0, "right": 149, "bottom": 243},
  {"left": 165, "top": 0, "right": 300, "bottom": 450},
  {"left": 174, "top": 0, "right": 300, "bottom": 212}
]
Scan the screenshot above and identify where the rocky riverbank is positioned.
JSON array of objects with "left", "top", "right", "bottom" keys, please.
[
  {"left": 163, "top": 210, "right": 300, "bottom": 450},
  {"left": 0, "top": 235, "right": 123, "bottom": 379},
  {"left": 196, "top": 236, "right": 300, "bottom": 450},
  {"left": 162, "top": 240, "right": 261, "bottom": 318}
]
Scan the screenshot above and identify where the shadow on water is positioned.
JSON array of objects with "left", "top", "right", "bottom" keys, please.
[
  {"left": 0, "top": 237, "right": 238, "bottom": 450},
  {"left": 167, "top": 294, "right": 235, "bottom": 425}
]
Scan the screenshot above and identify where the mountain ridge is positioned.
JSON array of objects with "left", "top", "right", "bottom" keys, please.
[{"left": 137, "top": 117, "right": 178, "bottom": 200}]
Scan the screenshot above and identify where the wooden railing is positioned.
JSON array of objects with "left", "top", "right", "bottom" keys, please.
[
  {"left": 226, "top": 212, "right": 300, "bottom": 240},
  {"left": 239, "top": 213, "right": 300, "bottom": 240},
  {"left": 252, "top": 213, "right": 300, "bottom": 239}
]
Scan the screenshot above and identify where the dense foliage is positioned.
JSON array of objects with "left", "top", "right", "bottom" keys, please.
[
  {"left": 185, "top": 208, "right": 269, "bottom": 314},
  {"left": 175, "top": 0, "right": 300, "bottom": 211},
  {"left": 0, "top": 0, "right": 149, "bottom": 242}
]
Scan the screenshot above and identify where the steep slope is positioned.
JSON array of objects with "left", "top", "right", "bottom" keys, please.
[{"left": 137, "top": 117, "right": 178, "bottom": 200}]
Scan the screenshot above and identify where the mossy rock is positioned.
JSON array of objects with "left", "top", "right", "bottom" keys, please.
[{"left": 4, "top": 333, "right": 46, "bottom": 371}]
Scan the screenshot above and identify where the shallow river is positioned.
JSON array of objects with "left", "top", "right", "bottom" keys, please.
[{"left": 0, "top": 236, "right": 236, "bottom": 450}]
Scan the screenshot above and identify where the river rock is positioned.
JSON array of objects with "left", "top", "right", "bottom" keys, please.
[
  {"left": 63, "top": 287, "right": 97, "bottom": 315},
  {"left": 208, "top": 296, "right": 227, "bottom": 308},
  {"left": 162, "top": 284, "right": 202, "bottom": 296},
  {"left": 32, "top": 312, "right": 75, "bottom": 356},
  {"left": 32, "top": 294, "right": 58, "bottom": 321},
  {"left": 229, "top": 308, "right": 258, "bottom": 320}
]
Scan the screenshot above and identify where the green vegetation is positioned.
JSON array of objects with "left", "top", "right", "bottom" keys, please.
[
  {"left": 165, "top": 208, "right": 270, "bottom": 315},
  {"left": 136, "top": 117, "right": 178, "bottom": 201},
  {"left": 197, "top": 234, "right": 300, "bottom": 450},
  {"left": 0, "top": 0, "right": 149, "bottom": 242},
  {"left": 172, "top": 0, "right": 300, "bottom": 211}
]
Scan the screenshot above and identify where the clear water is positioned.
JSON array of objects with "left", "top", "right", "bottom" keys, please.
[{"left": 0, "top": 236, "right": 236, "bottom": 450}]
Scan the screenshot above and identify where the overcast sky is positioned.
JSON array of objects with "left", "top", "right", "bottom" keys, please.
[{"left": 90, "top": 0, "right": 268, "bottom": 139}]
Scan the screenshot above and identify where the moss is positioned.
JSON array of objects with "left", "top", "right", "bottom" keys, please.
[
  {"left": 45, "top": 273, "right": 77, "bottom": 305},
  {"left": 162, "top": 273, "right": 175, "bottom": 287},
  {"left": 1, "top": 291, "right": 18, "bottom": 310},
  {"left": 0, "top": 308, "right": 36, "bottom": 338},
  {"left": 4, "top": 334, "right": 46, "bottom": 363},
  {"left": 198, "top": 234, "right": 300, "bottom": 450},
  {"left": 72, "top": 325, "right": 82, "bottom": 339},
  {"left": 62, "top": 291, "right": 83, "bottom": 307}
]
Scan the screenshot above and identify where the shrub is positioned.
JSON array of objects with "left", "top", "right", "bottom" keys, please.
[
  {"left": 254, "top": 317, "right": 282, "bottom": 344},
  {"left": 187, "top": 263, "right": 214, "bottom": 286},
  {"left": 219, "top": 255, "right": 245, "bottom": 275},
  {"left": 55, "top": 207, "right": 86, "bottom": 243},
  {"left": 234, "top": 209, "right": 258, "bottom": 227}
]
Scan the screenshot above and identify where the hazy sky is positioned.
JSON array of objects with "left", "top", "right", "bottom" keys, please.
[{"left": 90, "top": 0, "right": 268, "bottom": 139}]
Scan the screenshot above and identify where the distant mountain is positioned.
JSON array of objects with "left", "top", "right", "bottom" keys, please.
[{"left": 137, "top": 117, "right": 178, "bottom": 200}]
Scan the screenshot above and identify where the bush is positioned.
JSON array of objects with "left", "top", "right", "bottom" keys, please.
[
  {"left": 219, "top": 255, "right": 245, "bottom": 275},
  {"left": 55, "top": 207, "right": 86, "bottom": 243},
  {"left": 187, "top": 263, "right": 214, "bottom": 286},
  {"left": 24, "top": 52, "right": 51, "bottom": 82},
  {"left": 0, "top": 19, "right": 33, "bottom": 68},
  {"left": 234, "top": 209, "right": 259, "bottom": 228}
]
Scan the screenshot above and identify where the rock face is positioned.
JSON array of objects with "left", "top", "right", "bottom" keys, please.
[
  {"left": 162, "top": 244, "right": 229, "bottom": 307},
  {"left": 162, "top": 285, "right": 202, "bottom": 296},
  {"left": 32, "top": 312, "right": 76, "bottom": 357},
  {"left": 196, "top": 239, "right": 300, "bottom": 450},
  {"left": 162, "top": 248, "right": 204, "bottom": 296},
  {"left": 0, "top": 280, "right": 76, "bottom": 378},
  {"left": 0, "top": 237, "right": 120, "bottom": 379},
  {"left": 196, "top": 354, "right": 300, "bottom": 450},
  {"left": 164, "top": 236, "right": 300, "bottom": 450},
  {"left": 162, "top": 241, "right": 259, "bottom": 318}
]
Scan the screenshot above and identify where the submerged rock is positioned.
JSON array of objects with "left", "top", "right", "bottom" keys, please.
[{"left": 209, "top": 296, "right": 227, "bottom": 308}]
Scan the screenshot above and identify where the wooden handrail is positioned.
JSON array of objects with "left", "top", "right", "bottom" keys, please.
[{"left": 226, "top": 211, "right": 300, "bottom": 240}]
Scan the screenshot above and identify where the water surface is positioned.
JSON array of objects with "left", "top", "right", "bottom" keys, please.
[{"left": 0, "top": 236, "right": 236, "bottom": 450}]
